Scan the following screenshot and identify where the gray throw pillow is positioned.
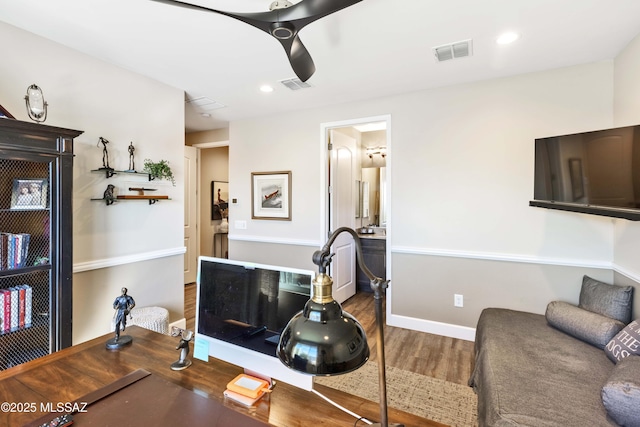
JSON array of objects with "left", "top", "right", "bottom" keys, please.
[
  {"left": 601, "top": 355, "right": 640, "bottom": 427},
  {"left": 546, "top": 301, "right": 625, "bottom": 349},
  {"left": 605, "top": 320, "right": 640, "bottom": 363},
  {"left": 579, "top": 275, "right": 633, "bottom": 324}
]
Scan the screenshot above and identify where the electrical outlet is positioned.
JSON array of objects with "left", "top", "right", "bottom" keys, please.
[
  {"left": 454, "top": 294, "right": 464, "bottom": 308},
  {"left": 235, "top": 220, "right": 247, "bottom": 230}
]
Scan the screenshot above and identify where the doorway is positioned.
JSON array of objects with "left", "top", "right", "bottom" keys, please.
[
  {"left": 184, "top": 140, "right": 229, "bottom": 285},
  {"left": 321, "top": 115, "right": 391, "bottom": 303}
]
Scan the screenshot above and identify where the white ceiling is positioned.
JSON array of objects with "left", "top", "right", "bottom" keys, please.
[{"left": 1, "top": 0, "right": 639, "bottom": 132}]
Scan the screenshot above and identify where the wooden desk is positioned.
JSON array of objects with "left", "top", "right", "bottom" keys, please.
[{"left": 0, "top": 326, "right": 444, "bottom": 426}]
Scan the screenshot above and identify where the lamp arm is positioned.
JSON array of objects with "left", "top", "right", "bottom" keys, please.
[{"left": 313, "top": 226, "right": 384, "bottom": 283}]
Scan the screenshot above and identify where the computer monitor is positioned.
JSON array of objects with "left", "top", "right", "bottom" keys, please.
[{"left": 196, "top": 256, "right": 314, "bottom": 390}]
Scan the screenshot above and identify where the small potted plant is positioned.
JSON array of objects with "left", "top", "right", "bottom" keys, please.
[{"left": 143, "top": 159, "right": 175, "bottom": 186}]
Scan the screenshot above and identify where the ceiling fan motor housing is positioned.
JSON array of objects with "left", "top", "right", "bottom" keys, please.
[{"left": 270, "top": 21, "right": 295, "bottom": 39}]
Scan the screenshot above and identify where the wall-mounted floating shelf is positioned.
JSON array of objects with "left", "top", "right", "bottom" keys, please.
[
  {"left": 91, "top": 187, "right": 169, "bottom": 205},
  {"left": 91, "top": 169, "right": 157, "bottom": 181},
  {"left": 91, "top": 197, "right": 169, "bottom": 205}
]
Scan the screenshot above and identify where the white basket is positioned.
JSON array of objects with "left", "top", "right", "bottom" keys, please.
[{"left": 112, "top": 306, "right": 170, "bottom": 335}]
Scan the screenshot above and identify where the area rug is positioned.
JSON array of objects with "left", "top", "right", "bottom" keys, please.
[{"left": 315, "top": 362, "right": 478, "bottom": 427}]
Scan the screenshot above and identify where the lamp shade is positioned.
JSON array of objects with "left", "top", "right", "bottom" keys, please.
[{"left": 277, "top": 273, "right": 369, "bottom": 375}]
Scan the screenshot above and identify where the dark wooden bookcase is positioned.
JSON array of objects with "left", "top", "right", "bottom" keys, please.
[{"left": 0, "top": 118, "right": 82, "bottom": 370}]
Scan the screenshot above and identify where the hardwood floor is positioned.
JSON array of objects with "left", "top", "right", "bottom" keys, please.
[{"left": 184, "top": 283, "right": 474, "bottom": 386}]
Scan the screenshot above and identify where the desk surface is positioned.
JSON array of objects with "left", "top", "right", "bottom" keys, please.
[{"left": 0, "top": 326, "right": 444, "bottom": 426}]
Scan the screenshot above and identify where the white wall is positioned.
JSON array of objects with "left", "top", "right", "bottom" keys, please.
[
  {"left": 228, "top": 60, "right": 629, "bottom": 338},
  {"left": 612, "top": 33, "right": 640, "bottom": 317},
  {"left": 0, "top": 22, "right": 185, "bottom": 344}
]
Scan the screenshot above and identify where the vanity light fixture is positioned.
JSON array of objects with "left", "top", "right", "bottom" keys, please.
[
  {"left": 366, "top": 146, "right": 387, "bottom": 159},
  {"left": 25, "top": 84, "right": 48, "bottom": 123}
]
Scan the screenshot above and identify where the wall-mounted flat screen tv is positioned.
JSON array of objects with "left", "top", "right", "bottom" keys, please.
[{"left": 531, "top": 124, "right": 640, "bottom": 220}]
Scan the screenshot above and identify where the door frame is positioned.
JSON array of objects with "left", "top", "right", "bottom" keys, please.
[{"left": 319, "top": 114, "right": 392, "bottom": 302}]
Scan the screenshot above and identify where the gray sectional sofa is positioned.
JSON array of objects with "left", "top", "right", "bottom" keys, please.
[{"left": 469, "top": 276, "right": 640, "bottom": 426}]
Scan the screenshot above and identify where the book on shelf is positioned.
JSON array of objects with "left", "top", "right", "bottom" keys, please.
[
  {"left": 9, "top": 287, "right": 18, "bottom": 331},
  {"left": 1, "top": 289, "right": 9, "bottom": 333},
  {"left": 0, "top": 285, "right": 33, "bottom": 333},
  {"left": 0, "top": 232, "right": 31, "bottom": 270},
  {"left": 23, "top": 284, "right": 32, "bottom": 327},
  {"left": 0, "top": 233, "right": 8, "bottom": 269}
]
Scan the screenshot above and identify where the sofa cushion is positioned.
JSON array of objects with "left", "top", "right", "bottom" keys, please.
[
  {"left": 579, "top": 275, "right": 633, "bottom": 324},
  {"left": 605, "top": 320, "right": 640, "bottom": 363},
  {"left": 601, "top": 355, "right": 640, "bottom": 427},
  {"left": 546, "top": 301, "right": 625, "bottom": 349}
]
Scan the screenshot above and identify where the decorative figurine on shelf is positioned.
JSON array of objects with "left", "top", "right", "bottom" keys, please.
[
  {"left": 98, "top": 137, "right": 112, "bottom": 170},
  {"left": 106, "top": 287, "right": 136, "bottom": 350},
  {"left": 170, "top": 327, "right": 194, "bottom": 370},
  {"left": 103, "top": 184, "right": 116, "bottom": 205},
  {"left": 126, "top": 142, "right": 136, "bottom": 172}
]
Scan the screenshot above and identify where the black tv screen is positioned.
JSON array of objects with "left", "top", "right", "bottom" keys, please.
[
  {"left": 531, "top": 124, "right": 640, "bottom": 220},
  {"left": 197, "top": 257, "right": 313, "bottom": 357}
]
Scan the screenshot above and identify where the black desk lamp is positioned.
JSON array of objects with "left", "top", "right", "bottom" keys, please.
[{"left": 277, "top": 227, "right": 404, "bottom": 427}]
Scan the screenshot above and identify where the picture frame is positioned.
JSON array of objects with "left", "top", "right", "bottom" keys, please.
[
  {"left": 11, "top": 179, "right": 48, "bottom": 209},
  {"left": 251, "top": 171, "right": 291, "bottom": 220},
  {"left": 211, "top": 181, "right": 229, "bottom": 220},
  {"left": 0, "top": 104, "right": 15, "bottom": 119}
]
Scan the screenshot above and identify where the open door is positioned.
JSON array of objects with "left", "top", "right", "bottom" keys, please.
[
  {"left": 184, "top": 145, "right": 198, "bottom": 284},
  {"left": 328, "top": 129, "right": 357, "bottom": 303}
]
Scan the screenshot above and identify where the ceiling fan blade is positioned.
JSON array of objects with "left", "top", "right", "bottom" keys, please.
[
  {"left": 276, "top": 0, "right": 362, "bottom": 29},
  {"left": 150, "top": 0, "right": 362, "bottom": 81},
  {"left": 280, "top": 35, "right": 316, "bottom": 82},
  {"left": 150, "top": 0, "right": 278, "bottom": 34}
]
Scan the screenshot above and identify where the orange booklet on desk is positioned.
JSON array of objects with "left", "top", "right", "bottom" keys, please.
[{"left": 224, "top": 373, "right": 271, "bottom": 406}]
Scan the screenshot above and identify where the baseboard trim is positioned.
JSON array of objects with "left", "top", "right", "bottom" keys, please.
[
  {"left": 387, "top": 312, "right": 476, "bottom": 342},
  {"left": 73, "top": 247, "right": 186, "bottom": 273},
  {"left": 169, "top": 318, "right": 186, "bottom": 332}
]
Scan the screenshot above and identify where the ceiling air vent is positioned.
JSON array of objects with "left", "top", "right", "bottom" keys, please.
[
  {"left": 279, "top": 78, "right": 312, "bottom": 91},
  {"left": 186, "top": 96, "right": 226, "bottom": 111},
  {"left": 433, "top": 39, "right": 473, "bottom": 62}
]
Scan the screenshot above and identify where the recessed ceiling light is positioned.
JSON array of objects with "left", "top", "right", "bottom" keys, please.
[
  {"left": 496, "top": 32, "right": 519, "bottom": 45},
  {"left": 260, "top": 85, "right": 274, "bottom": 93},
  {"left": 201, "top": 113, "right": 211, "bottom": 118}
]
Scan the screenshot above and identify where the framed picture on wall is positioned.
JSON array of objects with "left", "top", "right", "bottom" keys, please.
[
  {"left": 251, "top": 171, "right": 291, "bottom": 220},
  {"left": 211, "top": 181, "right": 229, "bottom": 220}
]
